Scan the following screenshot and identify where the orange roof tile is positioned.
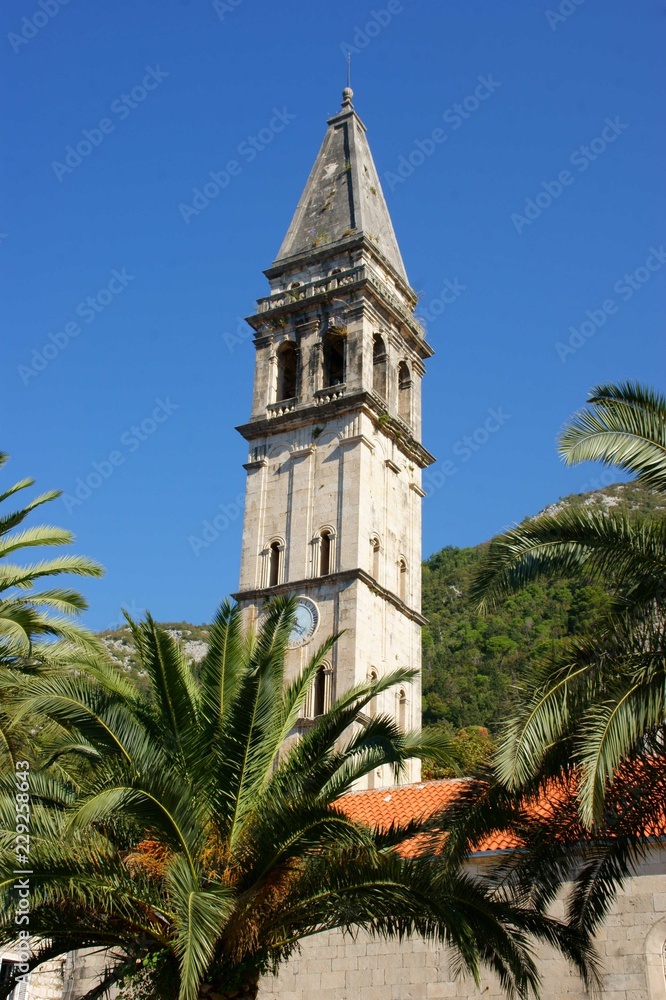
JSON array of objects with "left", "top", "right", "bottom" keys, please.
[
  {"left": 337, "top": 778, "right": 522, "bottom": 854},
  {"left": 337, "top": 773, "right": 666, "bottom": 856}
]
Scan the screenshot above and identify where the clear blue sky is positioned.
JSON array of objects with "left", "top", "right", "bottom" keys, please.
[{"left": 2, "top": 0, "right": 664, "bottom": 629}]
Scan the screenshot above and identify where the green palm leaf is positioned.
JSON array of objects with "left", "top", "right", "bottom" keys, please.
[{"left": 560, "top": 380, "right": 666, "bottom": 491}]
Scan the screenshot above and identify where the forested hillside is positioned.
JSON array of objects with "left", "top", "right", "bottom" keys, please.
[{"left": 421, "top": 480, "right": 663, "bottom": 733}]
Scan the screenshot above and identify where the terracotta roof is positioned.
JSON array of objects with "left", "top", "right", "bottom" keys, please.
[
  {"left": 337, "top": 778, "right": 572, "bottom": 856},
  {"left": 337, "top": 774, "right": 666, "bottom": 857},
  {"left": 337, "top": 778, "right": 521, "bottom": 855}
]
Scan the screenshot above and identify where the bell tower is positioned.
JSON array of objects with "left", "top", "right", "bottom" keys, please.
[{"left": 234, "top": 87, "right": 435, "bottom": 787}]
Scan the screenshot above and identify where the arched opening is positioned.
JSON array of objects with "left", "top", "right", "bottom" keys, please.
[
  {"left": 323, "top": 332, "right": 345, "bottom": 388},
  {"left": 268, "top": 542, "right": 281, "bottom": 587},
  {"left": 313, "top": 666, "right": 327, "bottom": 717},
  {"left": 371, "top": 536, "right": 380, "bottom": 581},
  {"left": 276, "top": 342, "right": 298, "bottom": 402},
  {"left": 319, "top": 529, "right": 332, "bottom": 576},
  {"left": 398, "top": 361, "right": 412, "bottom": 423},
  {"left": 398, "top": 558, "right": 408, "bottom": 603},
  {"left": 644, "top": 917, "right": 666, "bottom": 998},
  {"left": 373, "top": 334, "right": 387, "bottom": 397},
  {"left": 397, "top": 688, "right": 407, "bottom": 732}
]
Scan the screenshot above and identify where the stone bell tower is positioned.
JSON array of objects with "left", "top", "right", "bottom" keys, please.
[{"left": 234, "top": 87, "right": 434, "bottom": 787}]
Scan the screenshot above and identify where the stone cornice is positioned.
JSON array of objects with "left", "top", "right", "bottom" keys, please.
[
  {"left": 248, "top": 240, "right": 433, "bottom": 361},
  {"left": 236, "top": 389, "right": 436, "bottom": 469},
  {"left": 263, "top": 233, "right": 416, "bottom": 306},
  {"left": 232, "top": 567, "right": 428, "bottom": 626}
]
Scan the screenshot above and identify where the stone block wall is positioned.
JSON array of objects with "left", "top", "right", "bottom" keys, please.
[{"left": 258, "top": 853, "right": 666, "bottom": 1000}]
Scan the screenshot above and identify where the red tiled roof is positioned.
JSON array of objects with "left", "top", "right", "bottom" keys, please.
[
  {"left": 337, "top": 778, "right": 520, "bottom": 854},
  {"left": 337, "top": 774, "right": 666, "bottom": 856},
  {"left": 337, "top": 778, "right": 588, "bottom": 855}
]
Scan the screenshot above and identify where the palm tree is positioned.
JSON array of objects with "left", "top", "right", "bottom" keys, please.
[
  {"left": 0, "top": 451, "right": 103, "bottom": 658},
  {"left": 0, "top": 451, "right": 104, "bottom": 765},
  {"left": 470, "top": 381, "right": 666, "bottom": 826},
  {"left": 0, "top": 599, "right": 596, "bottom": 1000}
]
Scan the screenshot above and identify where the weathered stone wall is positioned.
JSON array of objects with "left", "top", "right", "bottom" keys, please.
[
  {"left": 24, "top": 957, "right": 64, "bottom": 1000},
  {"left": 258, "top": 851, "right": 666, "bottom": 1000}
]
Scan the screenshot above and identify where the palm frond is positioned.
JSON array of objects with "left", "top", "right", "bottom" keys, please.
[
  {"left": 166, "top": 856, "right": 234, "bottom": 1000},
  {"left": 560, "top": 380, "right": 666, "bottom": 491}
]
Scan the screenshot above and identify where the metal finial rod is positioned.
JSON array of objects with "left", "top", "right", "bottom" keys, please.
[{"left": 347, "top": 52, "right": 351, "bottom": 90}]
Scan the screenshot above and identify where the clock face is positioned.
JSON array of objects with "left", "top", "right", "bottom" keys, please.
[{"left": 287, "top": 597, "right": 320, "bottom": 649}]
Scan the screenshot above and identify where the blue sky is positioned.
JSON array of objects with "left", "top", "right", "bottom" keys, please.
[{"left": 2, "top": 0, "right": 664, "bottom": 629}]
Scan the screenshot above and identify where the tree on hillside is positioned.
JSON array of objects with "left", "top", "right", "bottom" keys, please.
[
  {"left": 0, "top": 599, "right": 596, "bottom": 1000},
  {"left": 471, "top": 381, "right": 666, "bottom": 828}
]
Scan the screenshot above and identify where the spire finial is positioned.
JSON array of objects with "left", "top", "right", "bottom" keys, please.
[{"left": 342, "top": 53, "right": 353, "bottom": 108}]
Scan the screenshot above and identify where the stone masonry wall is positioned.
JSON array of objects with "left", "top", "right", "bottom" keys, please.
[{"left": 258, "top": 852, "right": 666, "bottom": 1000}]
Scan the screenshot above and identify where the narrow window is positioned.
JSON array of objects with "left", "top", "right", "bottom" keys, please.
[
  {"left": 397, "top": 689, "right": 407, "bottom": 731},
  {"left": 276, "top": 342, "right": 298, "bottom": 402},
  {"left": 313, "top": 666, "right": 326, "bottom": 717},
  {"left": 371, "top": 536, "right": 380, "bottom": 581},
  {"left": 398, "top": 361, "right": 412, "bottom": 423},
  {"left": 373, "top": 334, "right": 387, "bottom": 397},
  {"left": 323, "top": 333, "right": 345, "bottom": 387},
  {"left": 320, "top": 529, "right": 332, "bottom": 576},
  {"left": 268, "top": 542, "right": 281, "bottom": 587},
  {"left": 398, "top": 558, "right": 407, "bottom": 603}
]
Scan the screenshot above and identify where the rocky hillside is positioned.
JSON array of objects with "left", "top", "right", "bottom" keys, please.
[
  {"left": 99, "top": 481, "right": 660, "bottom": 725},
  {"left": 99, "top": 622, "right": 211, "bottom": 691}
]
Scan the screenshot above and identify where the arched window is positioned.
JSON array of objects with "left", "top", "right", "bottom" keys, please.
[
  {"left": 313, "top": 666, "right": 326, "bottom": 717},
  {"left": 276, "top": 342, "right": 298, "bottom": 402},
  {"left": 372, "top": 334, "right": 387, "bottom": 397},
  {"left": 268, "top": 541, "right": 281, "bottom": 587},
  {"left": 398, "top": 361, "right": 412, "bottom": 423},
  {"left": 319, "top": 529, "right": 332, "bottom": 576},
  {"left": 398, "top": 558, "right": 408, "bottom": 603},
  {"left": 396, "top": 688, "right": 407, "bottom": 731},
  {"left": 306, "top": 662, "right": 332, "bottom": 718},
  {"left": 323, "top": 332, "right": 345, "bottom": 387},
  {"left": 371, "top": 536, "right": 381, "bottom": 581}
]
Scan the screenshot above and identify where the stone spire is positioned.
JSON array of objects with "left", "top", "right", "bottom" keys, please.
[{"left": 274, "top": 88, "right": 409, "bottom": 284}]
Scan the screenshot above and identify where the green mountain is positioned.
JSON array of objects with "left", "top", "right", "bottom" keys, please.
[{"left": 422, "top": 480, "right": 663, "bottom": 733}]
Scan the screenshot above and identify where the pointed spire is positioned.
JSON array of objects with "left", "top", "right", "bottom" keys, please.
[{"left": 273, "top": 89, "right": 409, "bottom": 284}]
